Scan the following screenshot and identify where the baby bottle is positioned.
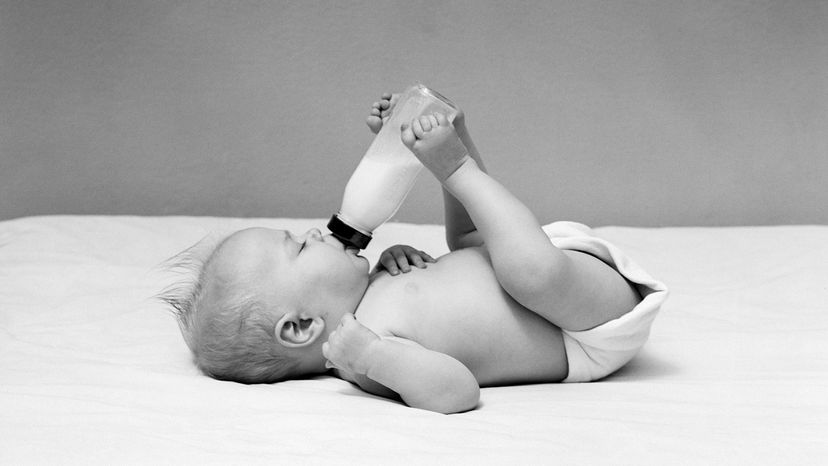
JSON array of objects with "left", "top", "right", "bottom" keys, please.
[{"left": 328, "top": 84, "right": 458, "bottom": 249}]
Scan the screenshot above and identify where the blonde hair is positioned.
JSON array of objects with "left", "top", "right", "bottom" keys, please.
[{"left": 156, "top": 234, "right": 300, "bottom": 383}]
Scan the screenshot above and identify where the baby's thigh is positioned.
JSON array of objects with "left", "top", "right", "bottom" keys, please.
[{"left": 510, "top": 250, "right": 640, "bottom": 332}]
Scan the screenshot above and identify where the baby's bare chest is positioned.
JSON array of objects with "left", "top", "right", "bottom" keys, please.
[
  {"left": 357, "top": 248, "right": 568, "bottom": 384},
  {"left": 359, "top": 248, "right": 508, "bottom": 329}
]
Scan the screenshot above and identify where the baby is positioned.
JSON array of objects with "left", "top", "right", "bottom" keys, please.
[{"left": 160, "top": 92, "right": 668, "bottom": 414}]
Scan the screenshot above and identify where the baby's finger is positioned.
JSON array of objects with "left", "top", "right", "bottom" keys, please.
[
  {"left": 381, "top": 254, "right": 400, "bottom": 275},
  {"left": 434, "top": 112, "right": 449, "bottom": 125},
  {"left": 340, "top": 313, "right": 356, "bottom": 326},
  {"left": 392, "top": 250, "right": 411, "bottom": 273},
  {"left": 421, "top": 251, "right": 436, "bottom": 262},
  {"left": 410, "top": 254, "right": 426, "bottom": 269}
]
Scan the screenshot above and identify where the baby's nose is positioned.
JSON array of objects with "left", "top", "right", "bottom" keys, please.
[{"left": 306, "top": 228, "right": 322, "bottom": 240}]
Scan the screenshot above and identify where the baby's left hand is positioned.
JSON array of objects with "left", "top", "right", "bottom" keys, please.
[
  {"left": 322, "top": 314, "right": 380, "bottom": 376},
  {"left": 372, "top": 244, "right": 435, "bottom": 276}
]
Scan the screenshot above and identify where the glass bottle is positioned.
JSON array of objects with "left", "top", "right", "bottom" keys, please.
[{"left": 328, "top": 84, "right": 458, "bottom": 249}]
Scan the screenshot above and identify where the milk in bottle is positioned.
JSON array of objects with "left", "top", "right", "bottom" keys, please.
[{"left": 327, "top": 85, "right": 458, "bottom": 249}]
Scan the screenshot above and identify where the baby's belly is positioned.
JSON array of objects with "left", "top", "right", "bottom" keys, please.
[{"left": 360, "top": 248, "right": 569, "bottom": 386}]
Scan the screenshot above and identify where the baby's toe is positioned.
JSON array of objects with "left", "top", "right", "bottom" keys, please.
[
  {"left": 411, "top": 118, "right": 425, "bottom": 138},
  {"left": 419, "top": 115, "right": 433, "bottom": 131},
  {"left": 400, "top": 123, "right": 417, "bottom": 147},
  {"left": 427, "top": 114, "right": 439, "bottom": 128},
  {"left": 366, "top": 116, "right": 382, "bottom": 133}
]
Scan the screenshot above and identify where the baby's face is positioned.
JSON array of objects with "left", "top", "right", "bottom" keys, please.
[{"left": 204, "top": 227, "right": 370, "bottom": 324}]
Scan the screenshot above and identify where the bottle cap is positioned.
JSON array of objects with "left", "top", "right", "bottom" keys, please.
[{"left": 327, "top": 214, "right": 372, "bottom": 250}]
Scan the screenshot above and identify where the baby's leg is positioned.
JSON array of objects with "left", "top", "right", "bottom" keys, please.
[
  {"left": 366, "top": 93, "right": 485, "bottom": 171},
  {"left": 403, "top": 116, "right": 640, "bottom": 331},
  {"left": 402, "top": 115, "right": 557, "bottom": 305},
  {"left": 450, "top": 111, "right": 487, "bottom": 172}
]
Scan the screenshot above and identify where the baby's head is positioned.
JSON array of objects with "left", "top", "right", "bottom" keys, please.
[{"left": 159, "top": 227, "right": 370, "bottom": 383}]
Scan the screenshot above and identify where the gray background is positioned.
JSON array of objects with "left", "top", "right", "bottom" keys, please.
[{"left": 2, "top": 0, "right": 826, "bottom": 226}]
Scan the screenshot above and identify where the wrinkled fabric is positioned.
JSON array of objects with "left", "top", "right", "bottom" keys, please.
[{"left": 1, "top": 216, "right": 826, "bottom": 464}]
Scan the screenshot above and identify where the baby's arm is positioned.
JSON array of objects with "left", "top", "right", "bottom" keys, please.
[{"left": 323, "top": 314, "right": 479, "bottom": 414}]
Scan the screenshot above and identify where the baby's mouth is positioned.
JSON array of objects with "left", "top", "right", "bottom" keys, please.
[
  {"left": 324, "top": 234, "right": 368, "bottom": 263},
  {"left": 323, "top": 234, "right": 345, "bottom": 248},
  {"left": 326, "top": 234, "right": 362, "bottom": 254},
  {"left": 345, "top": 246, "right": 364, "bottom": 259}
]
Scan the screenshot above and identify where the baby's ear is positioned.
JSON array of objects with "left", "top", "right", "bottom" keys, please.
[{"left": 275, "top": 314, "right": 325, "bottom": 348}]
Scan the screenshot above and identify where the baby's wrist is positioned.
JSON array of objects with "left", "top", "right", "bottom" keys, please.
[{"left": 355, "top": 338, "right": 383, "bottom": 376}]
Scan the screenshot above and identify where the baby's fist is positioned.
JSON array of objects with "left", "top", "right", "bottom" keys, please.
[{"left": 322, "top": 314, "right": 380, "bottom": 376}]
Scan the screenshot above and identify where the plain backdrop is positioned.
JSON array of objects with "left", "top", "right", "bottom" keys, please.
[{"left": 2, "top": 0, "right": 826, "bottom": 226}]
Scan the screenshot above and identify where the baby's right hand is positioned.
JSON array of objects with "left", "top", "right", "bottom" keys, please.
[
  {"left": 322, "top": 314, "right": 380, "bottom": 376},
  {"left": 366, "top": 93, "right": 398, "bottom": 134}
]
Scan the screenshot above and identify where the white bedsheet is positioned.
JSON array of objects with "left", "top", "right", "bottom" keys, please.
[{"left": 1, "top": 216, "right": 826, "bottom": 464}]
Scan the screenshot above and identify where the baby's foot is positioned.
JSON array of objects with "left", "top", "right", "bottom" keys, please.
[
  {"left": 401, "top": 113, "right": 471, "bottom": 182},
  {"left": 366, "top": 93, "right": 399, "bottom": 134}
]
